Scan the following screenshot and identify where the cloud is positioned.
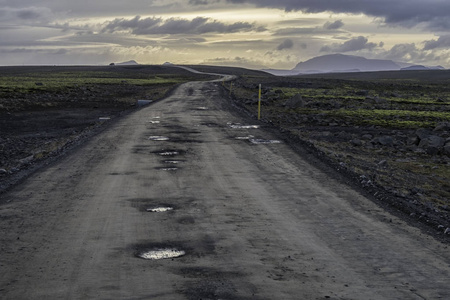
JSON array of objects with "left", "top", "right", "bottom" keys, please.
[
  {"left": 225, "top": 0, "right": 450, "bottom": 30},
  {"left": 0, "top": 6, "right": 54, "bottom": 24},
  {"left": 324, "top": 20, "right": 344, "bottom": 30},
  {"left": 102, "top": 16, "right": 264, "bottom": 35},
  {"left": 202, "top": 56, "right": 266, "bottom": 69},
  {"left": 277, "top": 39, "right": 294, "bottom": 50},
  {"left": 423, "top": 35, "right": 450, "bottom": 50},
  {"left": 189, "top": 0, "right": 220, "bottom": 4},
  {"left": 380, "top": 43, "right": 441, "bottom": 65},
  {"left": 320, "top": 36, "right": 378, "bottom": 52},
  {"left": 273, "top": 27, "right": 321, "bottom": 36}
]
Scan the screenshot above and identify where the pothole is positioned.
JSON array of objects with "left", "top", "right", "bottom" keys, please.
[
  {"left": 164, "top": 160, "right": 183, "bottom": 164},
  {"left": 159, "top": 151, "right": 179, "bottom": 156},
  {"left": 147, "top": 206, "right": 174, "bottom": 212},
  {"left": 136, "top": 248, "right": 186, "bottom": 260},
  {"left": 156, "top": 167, "right": 179, "bottom": 171},
  {"left": 228, "top": 123, "right": 260, "bottom": 129},
  {"left": 235, "top": 135, "right": 254, "bottom": 140},
  {"left": 149, "top": 136, "right": 169, "bottom": 141},
  {"left": 152, "top": 149, "right": 186, "bottom": 156},
  {"left": 200, "top": 122, "right": 220, "bottom": 127},
  {"left": 249, "top": 139, "right": 282, "bottom": 144}
]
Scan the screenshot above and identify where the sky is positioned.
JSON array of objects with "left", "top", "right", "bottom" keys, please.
[{"left": 0, "top": 0, "right": 449, "bottom": 69}]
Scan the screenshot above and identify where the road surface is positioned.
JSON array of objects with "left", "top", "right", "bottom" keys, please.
[{"left": 1, "top": 79, "right": 449, "bottom": 300}]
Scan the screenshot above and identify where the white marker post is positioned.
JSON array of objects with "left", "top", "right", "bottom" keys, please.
[{"left": 258, "top": 84, "right": 262, "bottom": 120}]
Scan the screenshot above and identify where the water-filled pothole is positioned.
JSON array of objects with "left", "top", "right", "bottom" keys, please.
[
  {"left": 152, "top": 149, "right": 186, "bottom": 156},
  {"left": 156, "top": 167, "right": 179, "bottom": 171},
  {"left": 164, "top": 160, "right": 183, "bottom": 164},
  {"left": 148, "top": 120, "right": 161, "bottom": 124},
  {"left": 228, "top": 123, "right": 260, "bottom": 129},
  {"left": 159, "top": 151, "right": 179, "bottom": 156},
  {"left": 136, "top": 248, "right": 186, "bottom": 260},
  {"left": 249, "top": 139, "right": 282, "bottom": 144},
  {"left": 147, "top": 206, "right": 174, "bottom": 212},
  {"left": 149, "top": 136, "right": 169, "bottom": 141},
  {"left": 235, "top": 135, "right": 254, "bottom": 140}
]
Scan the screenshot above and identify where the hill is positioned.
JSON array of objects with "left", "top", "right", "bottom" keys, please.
[{"left": 293, "top": 54, "right": 400, "bottom": 73}]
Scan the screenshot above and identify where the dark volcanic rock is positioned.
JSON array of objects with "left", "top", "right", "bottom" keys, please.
[
  {"left": 434, "top": 122, "right": 450, "bottom": 132},
  {"left": 284, "top": 94, "right": 304, "bottom": 108},
  {"left": 418, "top": 135, "right": 445, "bottom": 155},
  {"left": 372, "top": 136, "right": 394, "bottom": 147}
]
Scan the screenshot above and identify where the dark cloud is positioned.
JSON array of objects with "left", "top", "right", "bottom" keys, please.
[
  {"left": 225, "top": 0, "right": 450, "bottom": 29},
  {"left": 382, "top": 43, "right": 440, "bottom": 64},
  {"left": 324, "top": 20, "right": 344, "bottom": 30},
  {"left": 102, "top": 16, "right": 264, "bottom": 35},
  {"left": 277, "top": 39, "right": 294, "bottom": 50},
  {"left": 320, "top": 36, "right": 378, "bottom": 52},
  {"left": 423, "top": 35, "right": 450, "bottom": 50},
  {"left": 0, "top": 6, "right": 53, "bottom": 23},
  {"left": 189, "top": 0, "right": 220, "bottom": 4}
]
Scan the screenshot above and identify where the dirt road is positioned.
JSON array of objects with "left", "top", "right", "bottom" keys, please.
[{"left": 1, "top": 79, "right": 449, "bottom": 300}]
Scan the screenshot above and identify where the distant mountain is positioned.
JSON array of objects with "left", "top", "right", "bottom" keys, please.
[
  {"left": 401, "top": 65, "right": 429, "bottom": 71},
  {"left": 260, "top": 69, "right": 300, "bottom": 76},
  {"left": 293, "top": 54, "right": 400, "bottom": 73},
  {"left": 401, "top": 65, "right": 445, "bottom": 71},
  {"left": 114, "top": 60, "right": 139, "bottom": 66},
  {"left": 263, "top": 54, "right": 447, "bottom": 76}
]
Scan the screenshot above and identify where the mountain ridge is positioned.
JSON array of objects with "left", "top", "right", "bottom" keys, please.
[{"left": 263, "top": 54, "right": 445, "bottom": 76}]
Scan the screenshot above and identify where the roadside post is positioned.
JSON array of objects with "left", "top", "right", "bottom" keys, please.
[
  {"left": 258, "top": 84, "right": 262, "bottom": 120},
  {"left": 230, "top": 82, "right": 233, "bottom": 97}
]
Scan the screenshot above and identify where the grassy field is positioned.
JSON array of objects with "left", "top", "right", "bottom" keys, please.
[
  {"left": 0, "top": 65, "right": 215, "bottom": 111},
  {"left": 232, "top": 72, "right": 450, "bottom": 130}
]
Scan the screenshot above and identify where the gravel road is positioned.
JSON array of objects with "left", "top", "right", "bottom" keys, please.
[{"left": 1, "top": 79, "right": 449, "bottom": 299}]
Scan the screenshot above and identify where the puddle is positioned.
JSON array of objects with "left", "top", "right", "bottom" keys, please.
[
  {"left": 148, "top": 120, "right": 161, "bottom": 124},
  {"left": 99, "top": 117, "right": 111, "bottom": 121},
  {"left": 235, "top": 135, "right": 254, "bottom": 140},
  {"left": 147, "top": 207, "right": 174, "bottom": 212},
  {"left": 152, "top": 149, "right": 186, "bottom": 156},
  {"left": 164, "top": 160, "right": 182, "bottom": 164},
  {"left": 137, "top": 100, "right": 153, "bottom": 107},
  {"left": 228, "top": 123, "right": 260, "bottom": 129},
  {"left": 159, "top": 151, "right": 179, "bottom": 156},
  {"left": 128, "top": 198, "right": 178, "bottom": 212},
  {"left": 149, "top": 136, "right": 169, "bottom": 141},
  {"left": 249, "top": 139, "right": 282, "bottom": 144},
  {"left": 194, "top": 107, "right": 208, "bottom": 110},
  {"left": 136, "top": 248, "right": 186, "bottom": 260},
  {"left": 157, "top": 167, "right": 178, "bottom": 171}
]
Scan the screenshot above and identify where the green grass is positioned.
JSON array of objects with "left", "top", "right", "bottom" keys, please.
[
  {"left": 0, "top": 71, "right": 186, "bottom": 96},
  {"left": 326, "top": 108, "right": 450, "bottom": 119},
  {"left": 272, "top": 87, "right": 450, "bottom": 105}
]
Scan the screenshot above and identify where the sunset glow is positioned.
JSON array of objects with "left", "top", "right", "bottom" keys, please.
[{"left": 0, "top": 0, "right": 449, "bottom": 68}]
